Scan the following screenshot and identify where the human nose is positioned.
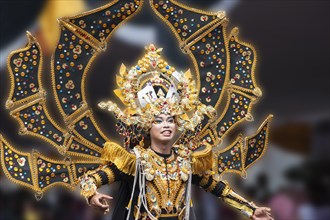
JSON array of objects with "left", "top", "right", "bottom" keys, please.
[{"left": 162, "top": 121, "right": 170, "bottom": 127}]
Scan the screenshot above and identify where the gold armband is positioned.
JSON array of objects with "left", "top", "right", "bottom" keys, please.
[
  {"left": 91, "top": 173, "right": 103, "bottom": 188},
  {"left": 221, "top": 181, "right": 257, "bottom": 218},
  {"left": 103, "top": 167, "right": 115, "bottom": 184}
]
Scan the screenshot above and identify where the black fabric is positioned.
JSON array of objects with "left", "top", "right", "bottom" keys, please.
[
  {"left": 108, "top": 163, "right": 133, "bottom": 181},
  {"left": 109, "top": 163, "right": 138, "bottom": 220},
  {"left": 151, "top": 148, "right": 172, "bottom": 158},
  {"left": 192, "top": 174, "right": 203, "bottom": 185},
  {"left": 203, "top": 176, "right": 214, "bottom": 190},
  {"left": 210, "top": 181, "right": 226, "bottom": 197},
  {"left": 192, "top": 174, "right": 226, "bottom": 197},
  {"left": 111, "top": 180, "right": 133, "bottom": 220},
  {"left": 97, "top": 170, "right": 109, "bottom": 185}
]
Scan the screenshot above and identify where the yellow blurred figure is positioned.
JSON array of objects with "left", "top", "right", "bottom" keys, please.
[{"left": 38, "top": 0, "right": 87, "bottom": 53}]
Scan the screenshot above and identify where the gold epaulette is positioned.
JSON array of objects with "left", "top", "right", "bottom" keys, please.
[
  {"left": 101, "top": 142, "right": 136, "bottom": 175},
  {"left": 191, "top": 143, "right": 213, "bottom": 174}
]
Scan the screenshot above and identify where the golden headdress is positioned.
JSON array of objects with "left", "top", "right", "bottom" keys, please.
[{"left": 99, "top": 44, "right": 216, "bottom": 132}]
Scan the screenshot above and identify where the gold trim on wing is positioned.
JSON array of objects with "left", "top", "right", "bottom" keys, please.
[
  {"left": 0, "top": 135, "right": 38, "bottom": 192},
  {"left": 213, "top": 134, "right": 245, "bottom": 177},
  {"left": 226, "top": 27, "right": 260, "bottom": 98},
  {"left": 58, "top": 20, "right": 102, "bottom": 52},
  {"left": 31, "top": 150, "right": 76, "bottom": 193},
  {"left": 51, "top": 0, "right": 144, "bottom": 119},
  {"left": 9, "top": 98, "right": 72, "bottom": 154},
  {"left": 6, "top": 32, "right": 43, "bottom": 110},
  {"left": 208, "top": 88, "right": 257, "bottom": 145},
  {"left": 244, "top": 114, "right": 273, "bottom": 170},
  {"left": 66, "top": 110, "right": 109, "bottom": 150},
  {"left": 66, "top": 135, "right": 102, "bottom": 160},
  {"left": 0, "top": 135, "right": 78, "bottom": 194}
]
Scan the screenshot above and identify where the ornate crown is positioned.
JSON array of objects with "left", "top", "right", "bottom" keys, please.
[{"left": 98, "top": 44, "right": 216, "bottom": 132}]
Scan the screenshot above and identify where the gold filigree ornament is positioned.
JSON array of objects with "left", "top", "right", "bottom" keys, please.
[
  {"left": 98, "top": 44, "right": 216, "bottom": 132},
  {"left": 79, "top": 173, "right": 97, "bottom": 199}
]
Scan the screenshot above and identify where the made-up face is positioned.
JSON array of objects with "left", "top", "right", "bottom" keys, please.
[{"left": 149, "top": 114, "right": 177, "bottom": 144}]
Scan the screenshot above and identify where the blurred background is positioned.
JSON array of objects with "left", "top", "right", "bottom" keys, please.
[{"left": 0, "top": 0, "right": 329, "bottom": 219}]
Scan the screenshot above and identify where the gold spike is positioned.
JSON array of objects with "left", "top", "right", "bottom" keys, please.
[
  {"left": 184, "top": 69, "right": 192, "bottom": 80},
  {"left": 26, "top": 31, "right": 37, "bottom": 43},
  {"left": 114, "top": 89, "right": 127, "bottom": 105},
  {"left": 245, "top": 113, "right": 254, "bottom": 122},
  {"left": 181, "top": 113, "right": 189, "bottom": 121},
  {"left": 157, "top": 88, "right": 165, "bottom": 98},
  {"left": 230, "top": 27, "right": 239, "bottom": 38},
  {"left": 116, "top": 75, "right": 123, "bottom": 87},
  {"left": 124, "top": 107, "right": 137, "bottom": 115},
  {"left": 119, "top": 63, "right": 126, "bottom": 76}
]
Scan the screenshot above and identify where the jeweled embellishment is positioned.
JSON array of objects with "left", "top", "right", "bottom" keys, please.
[
  {"left": 17, "top": 157, "right": 26, "bottom": 166},
  {"left": 80, "top": 174, "right": 97, "bottom": 198}
]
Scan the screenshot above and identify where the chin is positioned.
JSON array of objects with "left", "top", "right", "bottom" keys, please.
[{"left": 160, "top": 136, "right": 174, "bottom": 142}]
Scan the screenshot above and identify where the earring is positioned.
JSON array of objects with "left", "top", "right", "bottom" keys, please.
[{"left": 139, "top": 136, "right": 145, "bottom": 147}]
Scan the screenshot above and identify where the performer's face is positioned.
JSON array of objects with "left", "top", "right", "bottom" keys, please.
[{"left": 150, "top": 114, "right": 177, "bottom": 143}]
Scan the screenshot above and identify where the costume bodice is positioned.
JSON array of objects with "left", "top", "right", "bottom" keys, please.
[
  {"left": 137, "top": 146, "right": 192, "bottom": 219},
  {"left": 100, "top": 142, "right": 213, "bottom": 219}
]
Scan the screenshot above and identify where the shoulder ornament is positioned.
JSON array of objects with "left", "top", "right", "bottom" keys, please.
[
  {"left": 191, "top": 143, "right": 213, "bottom": 174},
  {"left": 101, "top": 142, "right": 136, "bottom": 175}
]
